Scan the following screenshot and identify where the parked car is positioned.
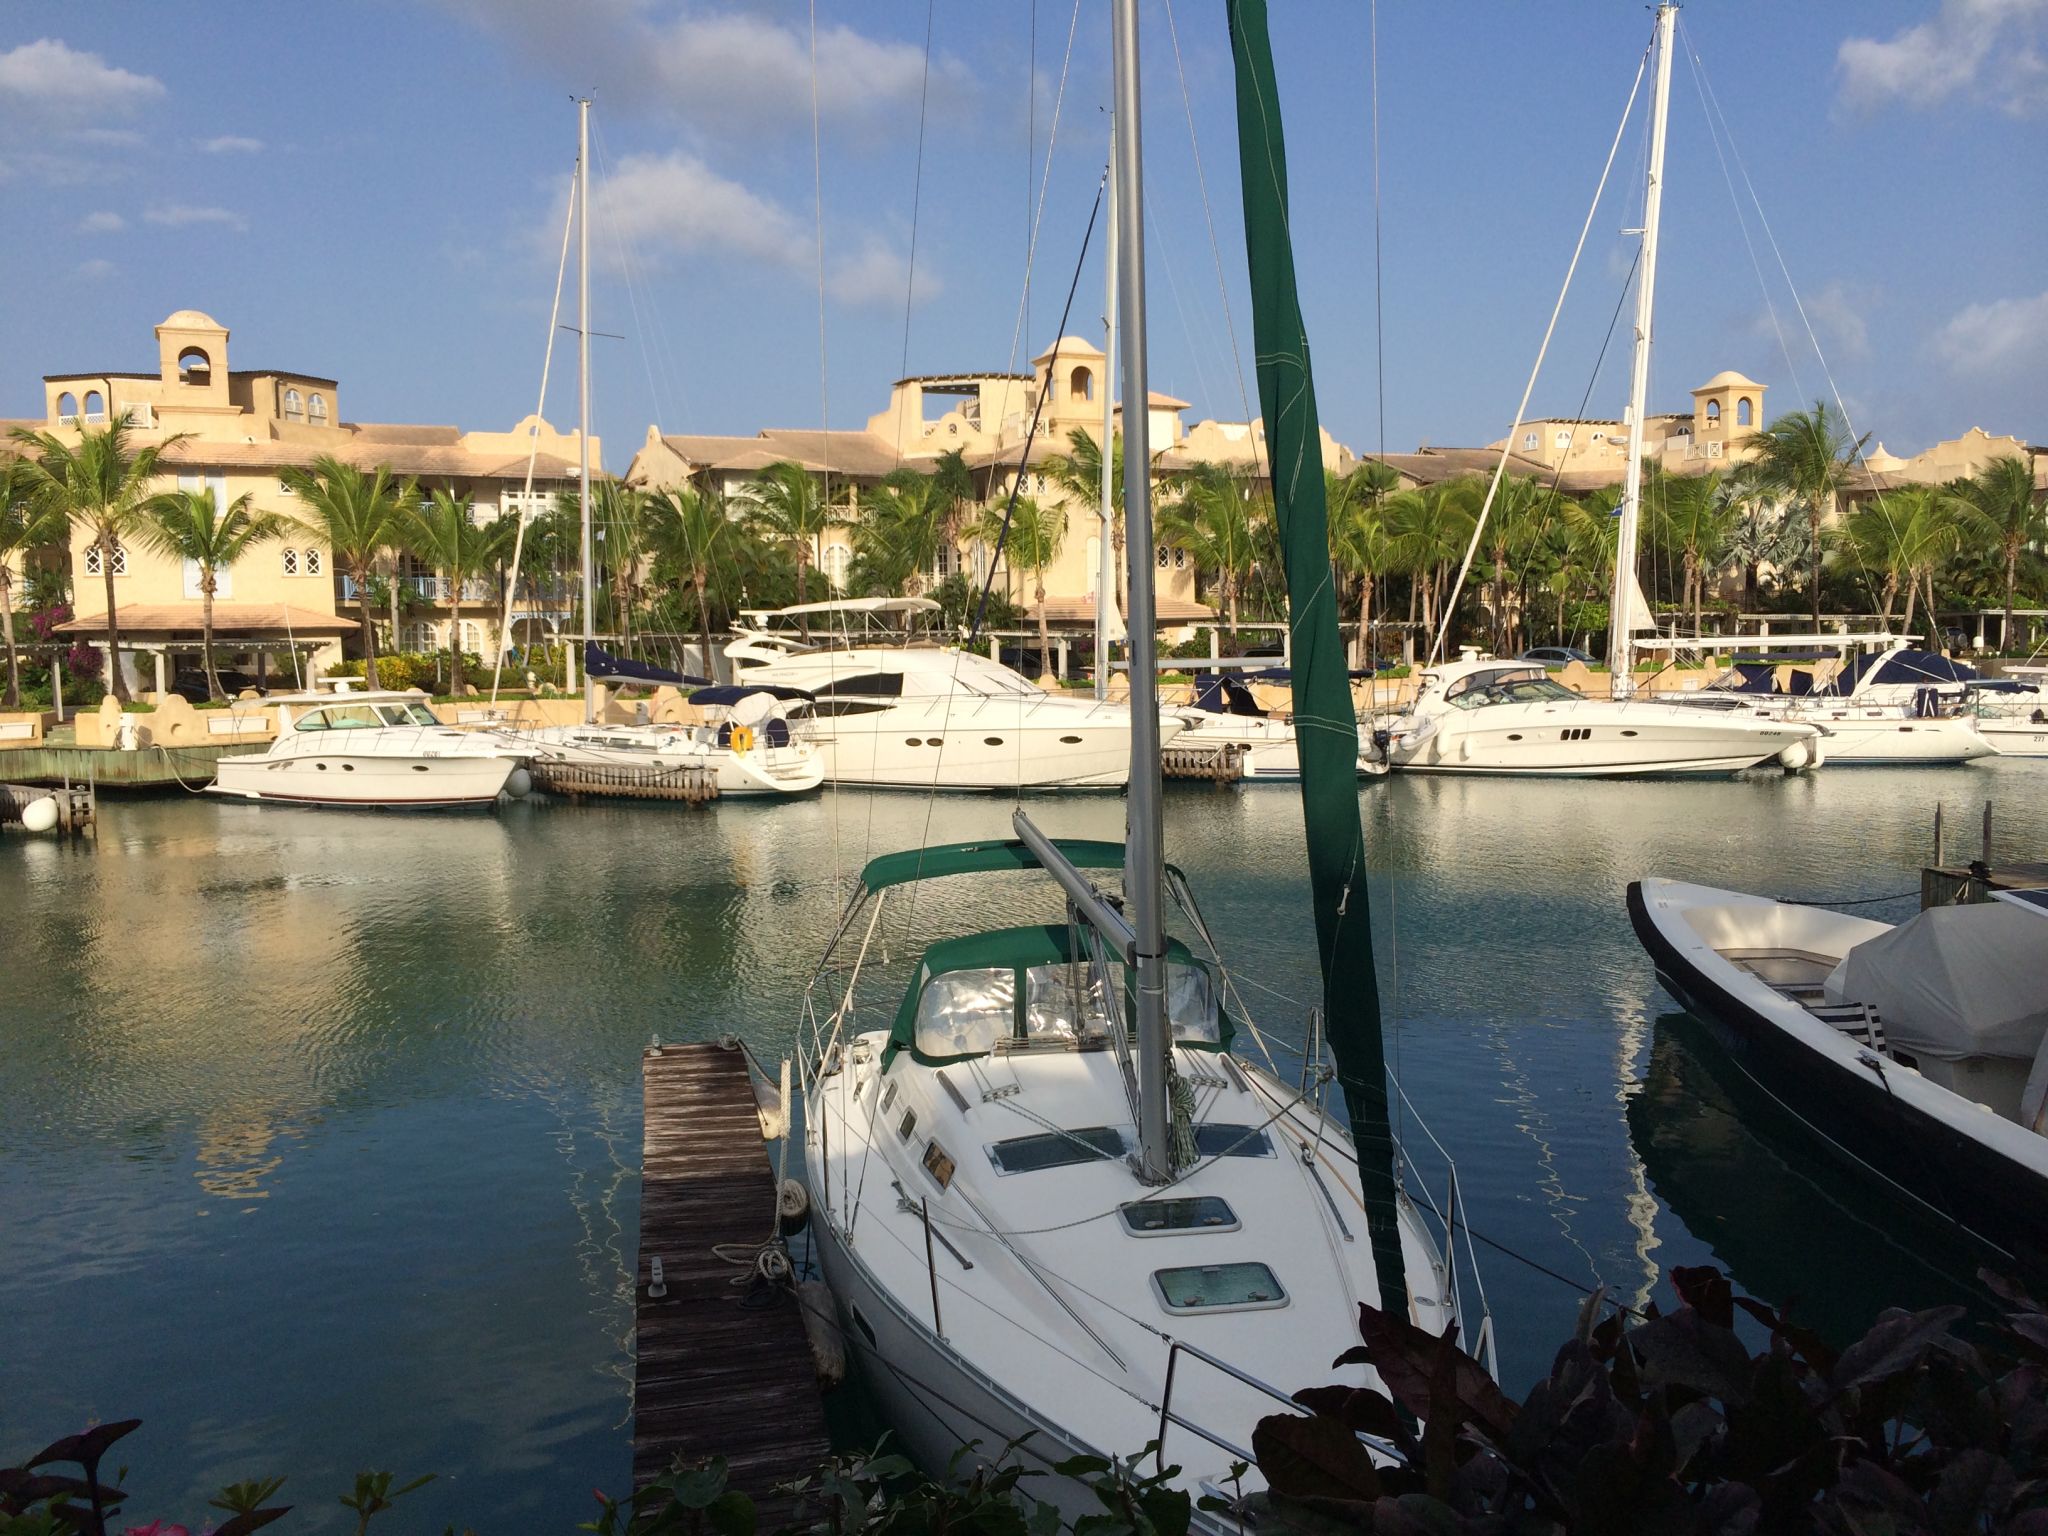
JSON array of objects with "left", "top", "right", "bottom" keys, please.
[
  {"left": 168, "top": 670, "right": 268, "bottom": 703},
  {"left": 1518, "top": 646, "right": 1595, "bottom": 667}
]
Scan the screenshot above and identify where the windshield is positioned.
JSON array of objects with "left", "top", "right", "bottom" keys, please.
[
  {"left": 949, "top": 655, "right": 1043, "bottom": 698},
  {"left": 295, "top": 704, "right": 380, "bottom": 732},
  {"left": 375, "top": 702, "right": 442, "bottom": 727},
  {"left": 1443, "top": 668, "right": 1579, "bottom": 708}
]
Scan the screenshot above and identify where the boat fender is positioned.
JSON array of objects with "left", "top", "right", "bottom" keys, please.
[
  {"left": 777, "top": 1176, "right": 811, "bottom": 1234},
  {"left": 20, "top": 796, "right": 59, "bottom": 834},
  {"left": 729, "top": 724, "right": 756, "bottom": 755},
  {"left": 504, "top": 766, "right": 533, "bottom": 798},
  {"left": 1777, "top": 740, "right": 1812, "bottom": 772},
  {"left": 1458, "top": 738, "right": 1474, "bottom": 762},
  {"left": 796, "top": 1277, "right": 847, "bottom": 1386}
]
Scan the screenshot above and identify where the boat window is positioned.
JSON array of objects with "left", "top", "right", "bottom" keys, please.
[
  {"left": 987, "top": 1126, "right": 1127, "bottom": 1174},
  {"left": 296, "top": 705, "right": 379, "bottom": 732},
  {"left": 915, "top": 967, "right": 1014, "bottom": 1058},
  {"left": 1446, "top": 670, "right": 1580, "bottom": 709},
  {"left": 809, "top": 699, "right": 891, "bottom": 717},
  {"left": 1165, "top": 963, "right": 1221, "bottom": 1045},
  {"left": 1024, "top": 961, "right": 1114, "bottom": 1042},
  {"left": 921, "top": 1139, "right": 956, "bottom": 1189},
  {"left": 1193, "top": 1124, "right": 1274, "bottom": 1159},
  {"left": 1119, "top": 1196, "right": 1239, "bottom": 1236},
  {"left": 815, "top": 672, "right": 903, "bottom": 700},
  {"left": 374, "top": 702, "right": 442, "bottom": 727},
  {"left": 1151, "top": 1261, "right": 1288, "bottom": 1314}
]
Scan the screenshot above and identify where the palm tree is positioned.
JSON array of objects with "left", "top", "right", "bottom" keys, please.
[
  {"left": 645, "top": 486, "right": 742, "bottom": 678},
  {"left": 10, "top": 413, "right": 190, "bottom": 703},
  {"left": 852, "top": 471, "right": 949, "bottom": 596},
  {"left": 1158, "top": 464, "right": 1266, "bottom": 640},
  {"left": 284, "top": 455, "right": 416, "bottom": 689},
  {"left": 404, "top": 489, "right": 513, "bottom": 694},
  {"left": 741, "top": 461, "right": 836, "bottom": 637},
  {"left": 593, "top": 482, "right": 650, "bottom": 650},
  {"left": 0, "top": 458, "right": 67, "bottom": 708},
  {"left": 1384, "top": 479, "right": 1479, "bottom": 642},
  {"left": 977, "top": 496, "right": 1065, "bottom": 680},
  {"left": 1652, "top": 470, "right": 1738, "bottom": 638},
  {"left": 1746, "top": 402, "right": 1869, "bottom": 628},
  {"left": 1328, "top": 466, "right": 1402, "bottom": 667},
  {"left": 132, "top": 487, "right": 288, "bottom": 701},
  {"left": 1043, "top": 428, "right": 1126, "bottom": 610},
  {"left": 1955, "top": 455, "right": 2046, "bottom": 653}
]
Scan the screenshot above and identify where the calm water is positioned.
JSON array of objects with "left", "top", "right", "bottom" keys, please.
[{"left": 2, "top": 763, "right": 2042, "bottom": 1531}]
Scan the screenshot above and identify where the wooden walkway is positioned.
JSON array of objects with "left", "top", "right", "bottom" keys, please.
[{"left": 635, "top": 1042, "right": 831, "bottom": 1518}]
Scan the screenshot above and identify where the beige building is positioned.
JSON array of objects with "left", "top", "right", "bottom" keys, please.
[
  {"left": 1483, "top": 369, "right": 1769, "bottom": 492},
  {"left": 625, "top": 334, "right": 1375, "bottom": 632},
  {"left": 15, "top": 310, "right": 598, "bottom": 693}
]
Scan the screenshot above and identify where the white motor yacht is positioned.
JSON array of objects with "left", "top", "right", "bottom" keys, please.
[
  {"left": 209, "top": 690, "right": 526, "bottom": 809},
  {"left": 743, "top": 646, "right": 1183, "bottom": 791},
  {"left": 725, "top": 596, "right": 945, "bottom": 677},
  {"left": 1662, "top": 636, "right": 1994, "bottom": 765},
  {"left": 1381, "top": 657, "right": 1819, "bottom": 775}
]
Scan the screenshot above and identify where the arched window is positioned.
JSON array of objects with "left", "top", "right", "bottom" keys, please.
[
  {"left": 178, "top": 348, "right": 211, "bottom": 385},
  {"left": 308, "top": 393, "right": 328, "bottom": 423},
  {"left": 1070, "top": 366, "right": 1093, "bottom": 403},
  {"left": 56, "top": 391, "right": 78, "bottom": 423},
  {"left": 406, "top": 621, "right": 438, "bottom": 653},
  {"left": 1705, "top": 399, "right": 1722, "bottom": 424},
  {"left": 822, "top": 544, "right": 851, "bottom": 591},
  {"left": 458, "top": 620, "right": 485, "bottom": 654},
  {"left": 283, "top": 388, "right": 303, "bottom": 420},
  {"left": 82, "top": 389, "right": 106, "bottom": 422},
  {"left": 304, "top": 548, "right": 323, "bottom": 576},
  {"left": 281, "top": 547, "right": 299, "bottom": 576},
  {"left": 1736, "top": 396, "right": 1753, "bottom": 427}
]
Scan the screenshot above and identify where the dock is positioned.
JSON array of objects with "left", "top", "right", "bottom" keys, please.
[
  {"left": 0, "top": 729, "right": 260, "bottom": 791},
  {"left": 635, "top": 1042, "right": 830, "bottom": 1517}
]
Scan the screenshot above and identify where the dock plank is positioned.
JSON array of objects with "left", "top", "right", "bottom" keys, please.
[{"left": 635, "top": 1042, "right": 831, "bottom": 1524}]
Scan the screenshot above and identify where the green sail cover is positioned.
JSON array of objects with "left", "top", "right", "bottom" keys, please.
[{"left": 1228, "top": 0, "right": 1408, "bottom": 1314}]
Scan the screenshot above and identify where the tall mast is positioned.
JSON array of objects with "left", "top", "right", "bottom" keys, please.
[
  {"left": 577, "top": 96, "right": 595, "bottom": 725},
  {"left": 1608, "top": 3, "right": 1675, "bottom": 694},
  {"left": 1111, "top": 0, "right": 1170, "bottom": 1185},
  {"left": 1096, "top": 127, "right": 1119, "bottom": 702}
]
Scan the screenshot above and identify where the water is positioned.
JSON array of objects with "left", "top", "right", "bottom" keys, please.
[{"left": 2, "top": 764, "right": 2041, "bottom": 1531}]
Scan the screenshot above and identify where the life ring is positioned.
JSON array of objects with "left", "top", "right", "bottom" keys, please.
[{"left": 729, "top": 724, "right": 756, "bottom": 755}]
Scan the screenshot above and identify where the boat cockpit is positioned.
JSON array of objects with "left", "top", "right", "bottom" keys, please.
[
  {"left": 1441, "top": 667, "right": 1579, "bottom": 709},
  {"left": 293, "top": 700, "right": 444, "bottom": 731}
]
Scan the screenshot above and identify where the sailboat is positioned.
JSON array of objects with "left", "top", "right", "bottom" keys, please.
[
  {"left": 481, "top": 100, "right": 824, "bottom": 799},
  {"left": 1380, "top": 5, "right": 1822, "bottom": 778},
  {"left": 797, "top": 3, "right": 1486, "bottom": 1521}
]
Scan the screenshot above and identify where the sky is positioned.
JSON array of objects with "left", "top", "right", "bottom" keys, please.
[{"left": 1, "top": 1, "right": 2043, "bottom": 466}]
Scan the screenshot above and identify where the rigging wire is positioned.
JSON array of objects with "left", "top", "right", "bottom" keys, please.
[
  {"left": 999, "top": 0, "right": 1085, "bottom": 383},
  {"left": 1431, "top": 30, "right": 1653, "bottom": 666},
  {"left": 893, "top": 0, "right": 939, "bottom": 461}
]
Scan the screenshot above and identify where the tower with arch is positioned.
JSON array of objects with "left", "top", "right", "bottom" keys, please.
[{"left": 1690, "top": 370, "right": 1766, "bottom": 456}]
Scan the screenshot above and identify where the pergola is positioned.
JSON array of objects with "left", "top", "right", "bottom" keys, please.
[{"left": 53, "top": 602, "right": 358, "bottom": 695}]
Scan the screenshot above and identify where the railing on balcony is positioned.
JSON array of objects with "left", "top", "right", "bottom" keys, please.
[{"left": 339, "top": 575, "right": 496, "bottom": 602}]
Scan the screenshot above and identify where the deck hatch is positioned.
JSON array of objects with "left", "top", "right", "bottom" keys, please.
[
  {"left": 1151, "top": 1261, "right": 1288, "bottom": 1314},
  {"left": 1119, "top": 1196, "right": 1239, "bottom": 1236},
  {"left": 986, "top": 1126, "right": 1127, "bottom": 1174}
]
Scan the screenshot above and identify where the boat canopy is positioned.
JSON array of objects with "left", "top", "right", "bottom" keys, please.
[
  {"left": 584, "top": 641, "right": 710, "bottom": 688},
  {"left": 1191, "top": 674, "right": 1266, "bottom": 716},
  {"left": 1827, "top": 648, "right": 1976, "bottom": 696},
  {"left": 1825, "top": 903, "right": 2047, "bottom": 1062},
  {"left": 860, "top": 837, "right": 1134, "bottom": 894},
  {"left": 888, "top": 922, "right": 1231, "bottom": 1066}
]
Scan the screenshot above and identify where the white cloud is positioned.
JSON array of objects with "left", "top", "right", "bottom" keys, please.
[
  {"left": 0, "top": 38, "right": 165, "bottom": 119},
  {"left": 1838, "top": 0, "right": 2048, "bottom": 116},
  {"left": 144, "top": 203, "right": 249, "bottom": 232},
  {"left": 199, "top": 134, "right": 264, "bottom": 155},
  {"left": 1932, "top": 289, "right": 2048, "bottom": 372},
  {"left": 826, "top": 234, "right": 942, "bottom": 308},
  {"left": 77, "top": 210, "right": 125, "bottom": 234},
  {"left": 74, "top": 257, "right": 116, "bottom": 281},
  {"left": 588, "top": 151, "right": 806, "bottom": 271},
  {"left": 1805, "top": 280, "right": 1876, "bottom": 364}
]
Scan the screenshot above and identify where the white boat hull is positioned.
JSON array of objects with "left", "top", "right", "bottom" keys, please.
[
  {"left": 1387, "top": 704, "right": 1813, "bottom": 776},
  {"left": 1981, "top": 718, "right": 2048, "bottom": 757},
  {"left": 210, "top": 750, "right": 516, "bottom": 808},
  {"left": 487, "top": 725, "right": 824, "bottom": 796},
  {"left": 799, "top": 700, "right": 1152, "bottom": 790}
]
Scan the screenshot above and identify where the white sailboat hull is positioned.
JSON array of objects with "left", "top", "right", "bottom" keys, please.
[
  {"left": 484, "top": 725, "right": 825, "bottom": 796},
  {"left": 1979, "top": 716, "right": 2048, "bottom": 757}
]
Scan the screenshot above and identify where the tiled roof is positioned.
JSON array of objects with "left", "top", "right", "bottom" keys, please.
[
  {"left": 56, "top": 603, "right": 359, "bottom": 636},
  {"left": 1028, "top": 594, "right": 1214, "bottom": 625},
  {"left": 155, "top": 435, "right": 585, "bottom": 482}
]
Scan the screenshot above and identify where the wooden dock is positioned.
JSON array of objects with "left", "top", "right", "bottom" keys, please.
[{"left": 635, "top": 1042, "right": 830, "bottom": 1517}]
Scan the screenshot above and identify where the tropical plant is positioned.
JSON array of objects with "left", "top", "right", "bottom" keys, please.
[
  {"left": 1158, "top": 463, "right": 1267, "bottom": 639},
  {"left": 1328, "top": 465, "right": 1403, "bottom": 665},
  {"left": 0, "top": 457, "right": 69, "bottom": 708},
  {"left": 1384, "top": 478, "right": 1479, "bottom": 644},
  {"left": 644, "top": 486, "right": 743, "bottom": 680},
  {"left": 9, "top": 413, "right": 191, "bottom": 703},
  {"left": 850, "top": 470, "right": 951, "bottom": 597},
  {"left": 283, "top": 456, "right": 417, "bottom": 689},
  {"left": 977, "top": 495, "right": 1065, "bottom": 678},
  {"left": 1651, "top": 469, "right": 1738, "bottom": 638},
  {"left": 1044, "top": 427, "right": 1127, "bottom": 611},
  {"left": 402, "top": 490, "right": 513, "bottom": 695},
  {"left": 1717, "top": 468, "right": 1801, "bottom": 615},
  {"left": 133, "top": 486, "right": 288, "bottom": 701},
  {"left": 1747, "top": 402, "right": 1869, "bottom": 628},
  {"left": 1955, "top": 454, "right": 2047, "bottom": 653},
  {"left": 592, "top": 482, "right": 650, "bottom": 648},
  {"left": 740, "top": 462, "right": 836, "bottom": 637}
]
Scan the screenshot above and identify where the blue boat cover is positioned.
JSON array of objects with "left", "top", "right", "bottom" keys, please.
[
  {"left": 1192, "top": 674, "right": 1266, "bottom": 716},
  {"left": 1728, "top": 662, "right": 1778, "bottom": 694},
  {"left": 688, "top": 682, "right": 814, "bottom": 705},
  {"left": 1827, "top": 648, "right": 1978, "bottom": 696},
  {"left": 584, "top": 641, "right": 709, "bottom": 687}
]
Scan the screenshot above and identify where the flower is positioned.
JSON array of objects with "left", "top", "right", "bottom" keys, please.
[{"left": 123, "top": 1522, "right": 191, "bottom": 1536}]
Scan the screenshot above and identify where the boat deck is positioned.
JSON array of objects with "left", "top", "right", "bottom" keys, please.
[{"left": 634, "top": 1042, "right": 830, "bottom": 1519}]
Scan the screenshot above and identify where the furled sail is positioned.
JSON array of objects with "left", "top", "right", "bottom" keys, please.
[{"left": 1228, "top": 0, "right": 1408, "bottom": 1312}]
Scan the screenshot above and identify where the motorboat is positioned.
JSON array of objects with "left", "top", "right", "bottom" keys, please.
[
  {"left": 1380, "top": 656, "right": 1820, "bottom": 776},
  {"left": 1627, "top": 878, "right": 2048, "bottom": 1264},
  {"left": 483, "top": 683, "right": 825, "bottom": 797},
  {"left": 1168, "top": 671, "right": 1380, "bottom": 779},
  {"left": 1661, "top": 636, "right": 1995, "bottom": 765},
  {"left": 725, "top": 597, "right": 945, "bottom": 676},
  {"left": 209, "top": 690, "right": 526, "bottom": 809},
  {"left": 743, "top": 646, "right": 1182, "bottom": 791}
]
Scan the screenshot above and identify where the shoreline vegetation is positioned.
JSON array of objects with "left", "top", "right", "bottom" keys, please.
[{"left": 9, "top": 1265, "right": 2043, "bottom": 1535}]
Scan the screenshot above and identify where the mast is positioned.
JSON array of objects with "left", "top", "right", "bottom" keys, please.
[
  {"left": 577, "top": 95, "right": 596, "bottom": 725},
  {"left": 1608, "top": 3, "right": 1675, "bottom": 695},
  {"left": 1096, "top": 128, "right": 1119, "bottom": 702},
  {"left": 1111, "top": 0, "right": 1171, "bottom": 1186}
]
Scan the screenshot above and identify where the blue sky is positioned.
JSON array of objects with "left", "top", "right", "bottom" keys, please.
[{"left": 2, "top": 1, "right": 2042, "bottom": 464}]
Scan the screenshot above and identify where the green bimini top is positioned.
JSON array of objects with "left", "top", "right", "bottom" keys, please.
[
  {"left": 859, "top": 838, "right": 1130, "bottom": 895},
  {"left": 885, "top": 922, "right": 1233, "bottom": 1067}
]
